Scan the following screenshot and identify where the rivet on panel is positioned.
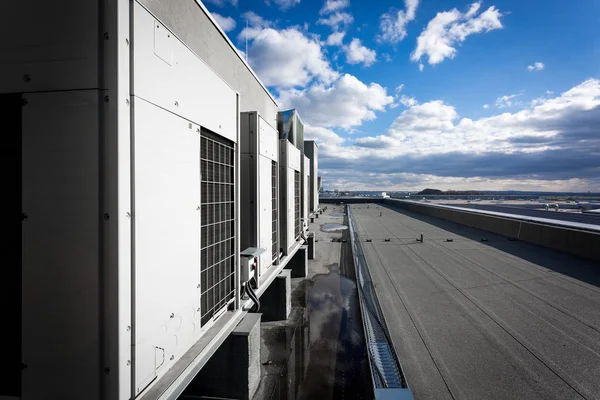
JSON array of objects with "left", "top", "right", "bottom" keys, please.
[
  {"left": 23, "top": 74, "right": 31, "bottom": 83},
  {"left": 103, "top": 32, "right": 109, "bottom": 40},
  {"left": 188, "top": 123, "right": 192, "bottom": 129},
  {"left": 170, "top": 355, "right": 175, "bottom": 361},
  {"left": 125, "top": 98, "right": 130, "bottom": 106},
  {"left": 174, "top": 101, "right": 179, "bottom": 107},
  {"left": 126, "top": 360, "right": 131, "bottom": 366},
  {"left": 125, "top": 38, "right": 129, "bottom": 46},
  {"left": 22, "top": 98, "right": 28, "bottom": 106},
  {"left": 104, "top": 96, "right": 109, "bottom": 103},
  {"left": 103, "top": 213, "right": 110, "bottom": 221},
  {"left": 126, "top": 212, "right": 131, "bottom": 218},
  {"left": 170, "top": 313, "right": 175, "bottom": 318},
  {"left": 126, "top": 326, "right": 131, "bottom": 331}
]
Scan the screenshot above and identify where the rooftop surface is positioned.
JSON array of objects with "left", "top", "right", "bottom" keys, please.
[{"left": 350, "top": 203, "right": 600, "bottom": 400}]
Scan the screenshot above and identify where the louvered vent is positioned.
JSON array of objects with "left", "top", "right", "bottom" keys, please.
[
  {"left": 200, "top": 129, "right": 235, "bottom": 327},
  {"left": 294, "top": 170, "right": 300, "bottom": 239},
  {"left": 272, "top": 160, "right": 278, "bottom": 262}
]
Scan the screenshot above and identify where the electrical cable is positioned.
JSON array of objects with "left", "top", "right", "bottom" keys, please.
[{"left": 245, "top": 277, "right": 260, "bottom": 312}]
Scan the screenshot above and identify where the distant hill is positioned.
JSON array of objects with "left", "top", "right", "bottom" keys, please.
[{"left": 417, "top": 188, "right": 483, "bottom": 195}]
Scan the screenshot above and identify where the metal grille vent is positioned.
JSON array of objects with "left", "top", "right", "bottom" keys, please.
[
  {"left": 294, "top": 170, "right": 300, "bottom": 239},
  {"left": 272, "top": 161, "right": 278, "bottom": 262},
  {"left": 200, "top": 129, "right": 235, "bottom": 327}
]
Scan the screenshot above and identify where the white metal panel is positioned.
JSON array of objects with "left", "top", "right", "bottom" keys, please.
[
  {"left": 133, "top": 98, "right": 201, "bottom": 394},
  {"left": 287, "top": 141, "right": 301, "bottom": 172},
  {"left": 21, "top": 90, "right": 101, "bottom": 400},
  {"left": 286, "top": 165, "right": 296, "bottom": 251},
  {"left": 0, "top": 0, "right": 99, "bottom": 93},
  {"left": 133, "top": 2, "right": 237, "bottom": 143},
  {"left": 258, "top": 116, "right": 278, "bottom": 161},
  {"left": 258, "top": 155, "right": 273, "bottom": 273},
  {"left": 304, "top": 155, "right": 310, "bottom": 225}
]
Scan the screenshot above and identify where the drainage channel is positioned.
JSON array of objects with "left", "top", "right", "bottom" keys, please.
[
  {"left": 346, "top": 205, "right": 413, "bottom": 400},
  {"left": 296, "top": 213, "right": 372, "bottom": 400}
]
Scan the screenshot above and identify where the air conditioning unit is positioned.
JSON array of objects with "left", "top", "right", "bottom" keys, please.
[
  {"left": 279, "top": 140, "right": 302, "bottom": 255},
  {"left": 277, "top": 109, "right": 304, "bottom": 152},
  {"left": 13, "top": 3, "right": 240, "bottom": 399},
  {"left": 304, "top": 140, "right": 320, "bottom": 213},
  {"left": 240, "top": 111, "right": 279, "bottom": 285},
  {"left": 303, "top": 155, "right": 310, "bottom": 232}
]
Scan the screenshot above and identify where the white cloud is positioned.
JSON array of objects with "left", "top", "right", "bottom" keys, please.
[
  {"left": 546, "top": 90, "right": 554, "bottom": 95},
  {"left": 495, "top": 93, "right": 521, "bottom": 108},
  {"left": 378, "top": 0, "right": 420, "bottom": 43},
  {"left": 239, "top": 25, "right": 338, "bottom": 88},
  {"left": 315, "top": 80, "right": 600, "bottom": 191},
  {"left": 419, "top": 63, "right": 424, "bottom": 71},
  {"left": 317, "top": 12, "right": 354, "bottom": 30},
  {"left": 304, "top": 125, "right": 345, "bottom": 146},
  {"left": 204, "top": 0, "right": 238, "bottom": 7},
  {"left": 411, "top": 2, "right": 503, "bottom": 65},
  {"left": 267, "top": 0, "right": 301, "bottom": 11},
  {"left": 320, "top": 0, "right": 350, "bottom": 14},
  {"left": 344, "top": 38, "right": 377, "bottom": 66},
  {"left": 326, "top": 31, "right": 346, "bottom": 46},
  {"left": 483, "top": 104, "right": 489, "bottom": 109},
  {"left": 242, "top": 11, "right": 271, "bottom": 28},
  {"left": 527, "top": 62, "right": 545, "bottom": 71},
  {"left": 277, "top": 73, "right": 394, "bottom": 129},
  {"left": 399, "top": 95, "right": 418, "bottom": 107},
  {"left": 395, "top": 84, "right": 404, "bottom": 96},
  {"left": 326, "top": 79, "right": 600, "bottom": 159},
  {"left": 211, "top": 13, "right": 236, "bottom": 32}
]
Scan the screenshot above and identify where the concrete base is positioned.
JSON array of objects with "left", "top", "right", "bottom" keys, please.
[
  {"left": 286, "top": 245, "right": 308, "bottom": 278},
  {"left": 184, "top": 313, "right": 262, "bottom": 400},
  {"left": 260, "top": 269, "right": 291, "bottom": 322},
  {"left": 307, "top": 233, "right": 315, "bottom": 260}
]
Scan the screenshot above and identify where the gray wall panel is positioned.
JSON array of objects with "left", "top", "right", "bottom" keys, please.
[{"left": 138, "top": 0, "right": 278, "bottom": 127}]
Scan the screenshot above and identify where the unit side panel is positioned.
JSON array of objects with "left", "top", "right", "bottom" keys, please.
[
  {"left": 287, "top": 166, "right": 296, "bottom": 251},
  {"left": 0, "top": 0, "right": 99, "bottom": 93},
  {"left": 287, "top": 142, "right": 301, "bottom": 171},
  {"left": 133, "top": 3, "right": 237, "bottom": 143},
  {"left": 133, "top": 99, "right": 201, "bottom": 394},
  {"left": 21, "top": 91, "right": 101, "bottom": 400},
  {"left": 258, "top": 115, "right": 278, "bottom": 161},
  {"left": 258, "top": 155, "right": 274, "bottom": 272},
  {"left": 138, "top": 0, "right": 278, "bottom": 127},
  {"left": 240, "top": 153, "right": 256, "bottom": 252}
]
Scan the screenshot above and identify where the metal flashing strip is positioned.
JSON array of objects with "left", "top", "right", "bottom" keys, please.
[
  {"left": 347, "top": 206, "right": 413, "bottom": 399},
  {"left": 391, "top": 199, "right": 600, "bottom": 233}
]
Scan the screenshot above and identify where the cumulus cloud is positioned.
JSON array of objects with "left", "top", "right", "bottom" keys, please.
[
  {"left": 204, "top": 0, "right": 238, "bottom": 7},
  {"left": 395, "top": 84, "right": 404, "bottom": 96},
  {"left": 378, "top": 0, "right": 420, "bottom": 44},
  {"left": 483, "top": 104, "right": 489, "bottom": 109},
  {"left": 267, "top": 0, "right": 301, "bottom": 11},
  {"left": 411, "top": 2, "right": 503, "bottom": 66},
  {"left": 318, "top": 11, "right": 354, "bottom": 30},
  {"left": 242, "top": 11, "right": 271, "bottom": 28},
  {"left": 315, "top": 79, "right": 600, "bottom": 189},
  {"left": 277, "top": 73, "right": 394, "bottom": 129},
  {"left": 239, "top": 24, "right": 338, "bottom": 88},
  {"left": 320, "top": 0, "right": 350, "bottom": 14},
  {"left": 326, "top": 31, "right": 346, "bottom": 46},
  {"left": 399, "top": 95, "right": 418, "bottom": 107},
  {"left": 211, "top": 13, "right": 236, "bottom": 32},
  {"left": 495, "top": 93, "right": 521, "bottom": 108},
  {"left": 419, "top": 63, "right": 424, "bottom": 71},
  {"left": 528, "top": 62, "right": 545, "bottom": 71},
  {"left": 344, "top": 38, "right": 377, "bottom": 66}
]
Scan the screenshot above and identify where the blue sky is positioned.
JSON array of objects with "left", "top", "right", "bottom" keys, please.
[{"left": 206, "top": 0, "right": 600, "bottom": 192}]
